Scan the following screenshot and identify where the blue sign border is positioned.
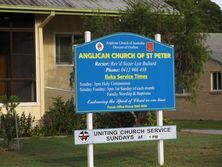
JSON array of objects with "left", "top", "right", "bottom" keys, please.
[{"left": 74, "top": 32, "right": 176, "bottom": 113}]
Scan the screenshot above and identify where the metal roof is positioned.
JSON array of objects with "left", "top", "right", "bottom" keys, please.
[
  {"left": 207, "top": 33, "right": 222, "bottom": 64},
  {"left": 0, "top": 0, "right": 177, "bottom": 15},
  {"left": 211, "top": 50, "right": 222, "bottom": 64}
]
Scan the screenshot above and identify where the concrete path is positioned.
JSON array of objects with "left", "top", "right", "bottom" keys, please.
[{"left": 181, "top": 129, "right": 222, "bottom": 135}]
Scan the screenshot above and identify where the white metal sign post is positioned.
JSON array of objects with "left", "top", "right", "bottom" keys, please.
[
  {"left": 155, "top": 34, "right": 164, "bottom": 166},
  {"left": 85, "top": 31, "right": 94, "bottom": 167}
]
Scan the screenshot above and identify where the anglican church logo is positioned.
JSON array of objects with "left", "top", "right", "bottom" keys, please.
[
  {"left": 95, "top": 42, "right": 104, "bottom": 51},
  {"left": 146, "top": 42, "right": 154, "bottom": 52},
  {"left": 78, "top": 131, "right": 90, "bottom": 143}
]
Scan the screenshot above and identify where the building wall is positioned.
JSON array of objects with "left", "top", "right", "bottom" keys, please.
[
  {"left": 165, "top": 59, "right": 222, "bottom": 120},
  {"left": 1, "top": 15, "right": 82, "bottom": 120},
  {"left": 34, "top": 19, "right": 222, "bottom": 121},
  {"left": 43, "top": 15, "right": 83, "bottom": 109}
]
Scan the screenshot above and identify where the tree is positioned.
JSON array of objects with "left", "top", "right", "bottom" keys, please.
[
  {"left": 84, "top": 0, "right": 209, "bottom": 99},
  {"left": 169, "top": 0, "right": 209, "bottom": 100},
  {"left": 83, "top": 14, "right": 119, "bottom": 39},
  {"left": 0, "top": 95, "right": 20, "bottom": 150},
  {"left": 198, "top": 0, "right": 222, "bottom": 32},
  {"left": 80, "top": 0, "right": 209, "bottom": 125},
  {"left": 166, "top": 0, "right": 222, "bottom": 32}
]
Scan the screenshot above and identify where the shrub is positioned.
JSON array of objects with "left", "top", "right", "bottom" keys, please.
[
  {"left": 31, "top": 125, "right": 44, "bottom": 137},
  {"left": 18, "top": 113, "right": 34, "bottom": 137},
  {"left": 144, "top": 112, "right": 157, "bottom": 126},
  {"left": 95, "top": 112, "right": 135, "bottom": 128},
  {"left": 0, "top": 112, "right": 16, "bottom": 147},
  {"left": 40, "top": 97, "right": 85, "bottom": 136},
  {"left": 0, "top": 95, "right": 36, "bottom": 150},
  {"left": 144, "top": 111, "right": 174, "bottom": 126},
  {"left": 0, "top": 95, "right": 19, "bottom": 149},
  {"left": 1, "top": 112, "right": 35, "bottom": 138},
  {"left": 40, "top": 97, "right": 174, "bottom": 136}
]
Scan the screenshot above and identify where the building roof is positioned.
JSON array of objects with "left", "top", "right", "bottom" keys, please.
[
  {"left": 0, "top": 0, "right": 177, "bottom": 16},
  {"left": 207, "top": 33, "right": 222, "bottom": 64},
  {"left": 211, "top": 50, "right": 222, "bottom": 64}
]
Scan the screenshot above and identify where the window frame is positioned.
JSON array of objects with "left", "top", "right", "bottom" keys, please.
[
  {"left": 0, "top": 14, "right": 36, "bottom": 103},
  {"left": 211, "top": 71, "right": 222, "bottom": 92},
  {"left": 54, "top": 32, "right": 74, "bottom": 66},
  {"left": 175, "top": 84, "right": 190, "bottom": 97}
]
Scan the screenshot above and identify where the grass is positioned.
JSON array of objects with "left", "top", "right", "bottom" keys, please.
[
  {"left": 173, "top": 120, "right": 222, "bottom": 130},
  {"left": 0, "top": 120, "right": 221, "bottom": 166},
  {"left": 0, "top": 132, "right": 222, "bottom": 167}
]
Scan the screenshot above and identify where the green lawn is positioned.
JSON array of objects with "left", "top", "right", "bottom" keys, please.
[
  {"left": 174, "top": 120, "right": 222, "bottom": 130},
  {"left": 0, "top": 132, "right": 222, "bottom": 167}
]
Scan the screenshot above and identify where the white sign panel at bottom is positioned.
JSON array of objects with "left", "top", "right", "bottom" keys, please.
[{"left": 74, "top": 125, "right": 176, "bottom": 145}]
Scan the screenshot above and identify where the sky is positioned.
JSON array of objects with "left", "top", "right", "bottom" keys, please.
[{"left": 211, "top": 0, "right": 222, "bottom": 9}]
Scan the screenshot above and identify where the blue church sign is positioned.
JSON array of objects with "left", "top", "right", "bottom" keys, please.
[{"left": 74, "top": 33, "right": 175, "bottom": 113}]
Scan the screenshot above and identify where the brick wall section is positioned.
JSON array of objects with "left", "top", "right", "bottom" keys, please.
[{"left": 165, "top": 59, "right": 222, "bottom": 120}]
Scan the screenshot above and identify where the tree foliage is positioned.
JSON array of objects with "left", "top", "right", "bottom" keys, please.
[
  {"left": 0, "top": 95, "right": 20, "bottom": 149},
  {"left": 83, "top": 0, "right": 209, "bottom": 100},
  {"left": 166, "top": 0, "right": 222, "bottom": 33},
  {"left": 170, "top": 0, "right": 209, "bottom": 99},
  {"left": 79, "top": 0, "right": 211, "bottom": 125},
  {"left": 40, "top": 97, "right": 86, "bottom": 136}
]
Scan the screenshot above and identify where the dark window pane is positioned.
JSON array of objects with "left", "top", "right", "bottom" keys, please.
[
  {"left": 0, "top": 13, "right": 34, "bottom": 28},
  {"left": 213, "top": 73, "right": 217, "bottom": 90},
  {"left": 11, "top": 54, "right": 34, "bottom": 78},
  {"left": 176, "top": 83, "right": 187, "bottom": 94},
  {"left": 0, "top": 81, "right": 7, "bottom": 95},
  {"left": 0, "top": 32, "right": 10, "bottom": 78},
  {"left": 0, "top": 14, "right": 10, "bottom": 27},
  {"left": 11, "top": 32, "right": 34, "bottom": 78},
  {"left": 11, "top": 81, "right": 36, "bottom": 102},
  {"left": 0, "top": 55, "right": 7, "bottom": 78},
  {"left": 218, "top": 72, "right": 222, "bottom": 90},
  {"left": 56, "top": 34, "right": 73, "bottom": 64},
  {"left": 12, "top": 32, "right": 34, "bottom": 54},
  {"left": 11, "top": 14, "right": 34, "bottom": 28},
  {"left": 0, "top": 32, "right": 10, "bottom": 55},
  {"left": 176, "top": 85, "right": 183, "bottom": 94}
]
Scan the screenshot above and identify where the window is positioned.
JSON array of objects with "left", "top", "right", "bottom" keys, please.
[
  {"left": 55, "top": 33, "right": 83, "bottom": 65},
  {"left": 176, "top": 84, "right": 189, "bottom": 96},
  {"left": 0, "top": 13, "right": 35, "bottom": 102},
  {"left": 211, "top": 72, "right": 222, "bottom": 91}
]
